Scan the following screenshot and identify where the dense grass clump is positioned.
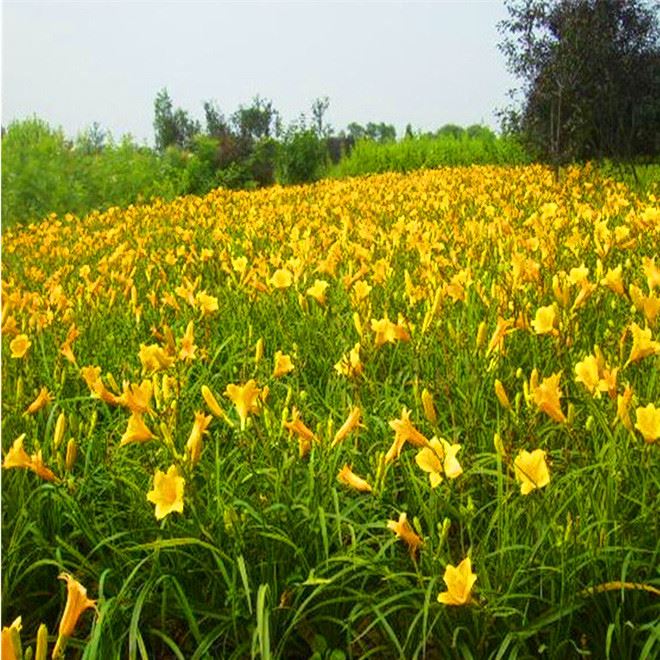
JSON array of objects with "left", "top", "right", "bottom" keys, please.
[
  {"left": 331, "top": 133, "right": 530, "bottom": 177},
  {"left": 2, "top": 164, "right": 659, "bottom": 658}
]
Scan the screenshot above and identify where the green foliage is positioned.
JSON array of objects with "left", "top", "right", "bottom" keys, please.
[
  {"left": 153, "top": 88, "right": 200, "bottom": 152},
  {"left": 276, "top": 127, "right": 329, "bottom": 185},
  {"left": 499, "top": 0, "right": 660, "bottom": 163},
  {"left": 330, "top": 131, "right": 530, "bottom": 177},
  {"left": 1, "top": 118, "right": 183, "bottom": 228}
]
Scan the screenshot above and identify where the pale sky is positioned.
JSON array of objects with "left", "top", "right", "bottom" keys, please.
[{"left": 2, "top": 1, "right": 515, "bottom": 144}]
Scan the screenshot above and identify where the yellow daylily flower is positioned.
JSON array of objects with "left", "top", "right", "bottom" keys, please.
[
  {"left": 119, "top": 413, "right": 155, "bottom": 446},
  {"left": 201, "top": 385, "right": 232, "bottom": 423},
  {"left": 52, "top": 573, "right": 96, "bottom": 658},
  {"left": 1, "top": 616, "right": 22, "bottom": 660},
  {"left": 119, "top": 380, "right": 153, "bottom": 415},
  {"left": 178, "top": 320, "right": 197, "bottom": 361},
  {"left": 29, "top": 450, "right": 58, "bottom": 482},
  {"left": 146, "top": 465, "right": 185, "bottom": 520},
  {"left": 306, "top": 279, "right": 329, "bottom": 305},
  {"left": 2, "top": 434, "right": 31, "bottom": 470},
  {"left": 283, "top": 407, "right": 317, "bottom": 458},
  {"left": 139, "top": 343, "right": 175, "bottom": 374},
  {"left": 437, "top": 557, "right": 477, "bottom": 606},
  {"left": 531, "top": 372, "right": 567, "bottom": 423},
  {"left": 332, "top": 407, "right": 362, "bottom": 448},
  {"left": 616, "top": 385, "right": 634, "bottom": 431},
  {"left": 273, "top": 351, "right": 295, "bottom": 378},
  {"left": 195, "top": 291, "right": 219, "bottom": 316},
  {"left": 225, "top": 379, "right": 261, "bottom": 430},
  {"left": 2, "top": 435, "right": 58, "bottom": 482},
  {"left": 514, "top": 449, "right": 550, "bottom": 495},
  {"left": 635, "top": 403, "right": 659, "bottom": 443},
  {"left": 415, "top": 437, "right": 463, "bottom": 488},
  {"left": 334, "top": 343, "right": 363, "bottom": 378},
  {"left": 531, "top": 304, "right": 557, "bottom": 335},
  {"left": 386, "top": 408, "right": 430, "bottom": 462},
  {"left": 600, "top": 266, "right": 625, "bottom": 295},
  {"left": 25, "top": 387, "right": 53, "bottom": 415},
  {"left": 270, "top": 268, "right": 293, "bottom": 289},
  {"left": 81, "top": 366, "right": 120, "bottom": 405},
  {"left": 626, "top": 323, "right": 660, "bottom": 365},
  {"left": 337, "top": 464, "right": 372, "bottom": 493},
  {"left": 10, "top": 333, "right": 31, "bottom": 359},
  {"left": 574, "top": 355, "right": 600, "bottom": 395},
  {"left": 186, "top": 411, "right": 212, "bottom": 464},
  {"left": 486, "top": 316, "right": 514, "bottom": 356},
  {"left": 387, "top": 512, "right": 423, "bottom": 557},
  {"left": 371, "top": 315, "right": 410, "bottom": 347}
]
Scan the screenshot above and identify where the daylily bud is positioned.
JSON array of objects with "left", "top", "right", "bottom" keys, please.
[
  {"left": 88, "top": 410, "right": 98, "bottom": 437},
  {"left": 106, "top": 372, "right": 120, "bottom": 394},
  {"left": 254, "top": 337, "right": 264, "bottom": 364},
  {"left": 475, "top": 321, "right": 487, "bottom": 349},
  {"left": 152, "top": 374, "right": 162, "bottom": 410},
  {"left": 353, "top": 312, "right": 362, "bottom": 337},
  {"left": 494, "top": 380, "right": 511, "bottom": 410},
  {"left": 568, "top": 403, "right": 576, "bottom": 426},
  {"left": 493, "top": 432, "right": 505, "bottom": 456},
  {"left": 421, "top": 389, "right": 437, "bottom": 424},
  {"left": 65, "top": 439, "right": 77, "bottom": 472},
  {"left": 35, "top": 623, "right": 48, "bottom": 660},
  {"left": 53, "top": 412, "right": 66, "bottom": 450},
  {"left": 439, "top": 517, "right": 451, "bottom": 546}
]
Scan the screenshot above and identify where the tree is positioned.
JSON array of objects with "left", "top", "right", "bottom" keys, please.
[
  {"left": 231, "top": 96, "right": 278, "bottom": 141},
  {"left": 347, "top": 122, "right": 367, "bottom": 141},
  {"left": 203, "top": 100, "right": 230, "bottom": 138},
  {"left": 498, "top": 0, "right": 660, "bottom": 164},
  {"left": 153, "top": 88, "right": 200, "bottom": 151},
  {"left": 311, "top": 96, "right": 331, "bottom": 137}
]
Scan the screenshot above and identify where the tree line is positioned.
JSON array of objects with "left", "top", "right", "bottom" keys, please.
[{"left": 1, "top": 95, "right": 503, "bottom": 227}]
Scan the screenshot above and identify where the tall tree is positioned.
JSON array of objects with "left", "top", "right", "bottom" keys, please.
[
  {"left": 498, "top": 0, "right": 660, "bottom": 164},
  {"left": 231, "top": 96, "right": 277, "bottom": 141},
  {"left": 153, "top": 88, "right": 200, "bottom": 151},
  {"left": 311, "top": 96, "right": 331, "bottom": 137}
]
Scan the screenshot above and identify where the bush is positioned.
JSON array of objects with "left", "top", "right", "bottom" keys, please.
[
  {"left": 276, "top": 128, "right": 328, "bottom": 185},
  {"left": 1, "top": 118, "right": 183, "bottom": 227}
]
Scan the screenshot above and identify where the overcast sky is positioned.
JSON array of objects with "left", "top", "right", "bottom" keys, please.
[{"left": 2, "top": 1, "right": 516, "bottom": 144}]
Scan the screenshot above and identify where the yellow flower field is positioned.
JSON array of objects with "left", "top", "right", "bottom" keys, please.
[{"left": 2, "top": 164, "right": 659, "bottom": 657}]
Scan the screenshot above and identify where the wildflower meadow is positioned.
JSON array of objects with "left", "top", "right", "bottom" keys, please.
[{"left": 2, "top": 164, "right": 659, "bottom": 658}]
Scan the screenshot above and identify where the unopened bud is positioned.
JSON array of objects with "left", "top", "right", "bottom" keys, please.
[
  {"left": 88, "top": 409, "right": 98, "bottom": 436},
  {"left": 35, "top": 622, "right": 48, "bottom": 660},
  {"left": 475, "top": 321, "right": 487, "bottom": 349},
  {"left": 353, "top": 312, "right": 362, "bottom": 337},
  {"left": 106, "top": 372, "right": 120, "bottom": 394},
  {"left": 421, "top": 388, "right": 437, "bottom": 424},
  {"left": 494, "top": 379, "right": 511, "bottom": 410},
  {"left": 568, "top": 403, "right": 576, "bottom": 426},
  {"left": 53, "top": 412, "right": 66, "bottom": 449},
  {"left": 65, "top": 439, "right": 77, "bottom": 471},
  {"left": 254, "top": 337, "right": 264, "bottom": 364}
]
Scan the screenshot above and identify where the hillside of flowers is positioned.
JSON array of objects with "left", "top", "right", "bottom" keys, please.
[{"left": 2, "top": 164, "right": 659, "bottom": 658}]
